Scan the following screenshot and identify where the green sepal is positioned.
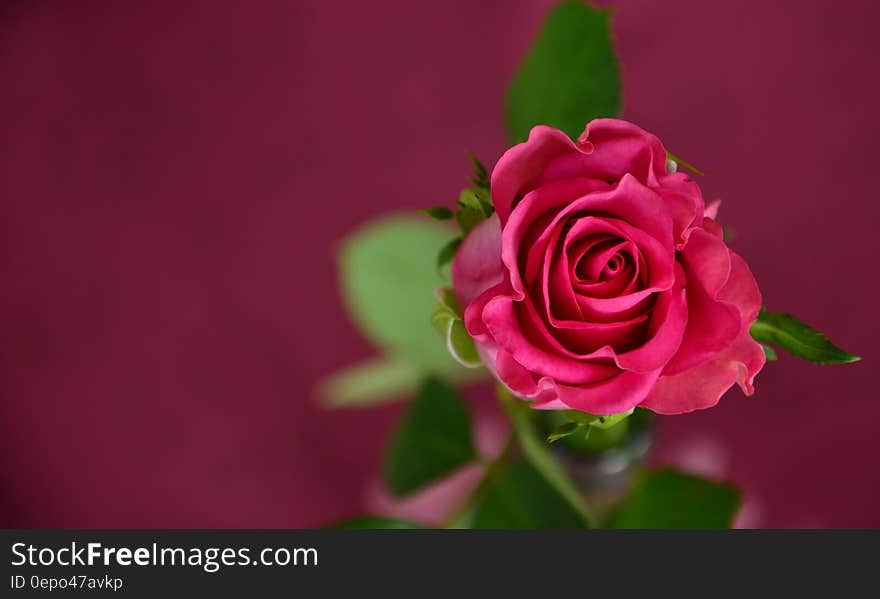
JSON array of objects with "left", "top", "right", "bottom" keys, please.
[
  {"left": 431, "top": 287, "right": 482, "bottom": 368},
  {"left": 561, "top": 408, "right": 634, "bottom": 429},
  {"left": 421, "top": 206, "right": 454, "bottom": 221},
  {"left": 467, "top": 153, "right": 491, "bottom": 191},
  {"left": 546, "top": 421, "right": 591, "bottom": 443}
]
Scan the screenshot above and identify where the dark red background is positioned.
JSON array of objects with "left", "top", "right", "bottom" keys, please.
[{"left": 1, "top": 0, "right": 877, "bottom": 527}]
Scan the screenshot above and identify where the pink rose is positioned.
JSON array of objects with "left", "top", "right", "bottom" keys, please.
[{"left": 452, "top": 119, "right": 765, "bottom": 415}]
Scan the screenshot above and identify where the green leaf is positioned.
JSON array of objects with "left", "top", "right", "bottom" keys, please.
[
  {"left": 604, "top": 468, "right": 741, "bottom": 529},
  {"left": 506, "top": 1, "right": 621, "bottom": 144},
  {"left": 750, "top": 308, "right": 860, "bottom": 364},
  {"left": 761, "top": 344, "right": 778, "bottom": 361},
  {"left": 319, "top": 356, "right": 486, "bottom": 408},
  {"left": 421, "top": 206, "right": 454, "bottom": 221},
  {"left": 436, "top": 237, "right": 462, "bottom": 275},
  {"left": 338, "top": 214, "right": 466, "bottom": 372},
  {"left": 498, "top": 386, "right": 591, "bottom": 526},
  {"left": 318, "top": 356, "right": 422, "bottom": 408},
  {"left": 331, "top": 517, "right": 421, "bottom": 529},
  {"left": 472, "top": 459, "right": 588, "bottom": 528},
  {"left": 383, "top": 377, "right": 477, "bottom": 497}
]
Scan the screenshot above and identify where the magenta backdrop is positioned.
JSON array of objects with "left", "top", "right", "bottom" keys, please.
[{"left": 1, "top": 0, "right": 877, "bottom": 527}]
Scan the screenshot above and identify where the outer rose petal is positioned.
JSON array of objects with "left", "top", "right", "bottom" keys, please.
[
  {"left": 719, "top": 251, "right": 762, "bottom": 326},
  {"left": 451, "top": 214, "right": 503, "bottom": 306},
  {"left": 553, "top": 367, "right": 663, "bottom": 414},
  {"left": 663, "top": 228, "right": 741, "bottom": 375},
  {"left": 640, "top": 329, "right": 766, "bottom": 415},
  {"left": 490, "top": 126, "right": 585, "bottom": 226},
  {"left": 705, "top": 199, "right": 721, "bottom": 220},
  {"left": 481, "top": 295, "right": 620, "bottom": 384},
  {"left": 540, "top": 119, "right": 668, "bottom": 189},
  {"left": 495, "top": 348, "right": 662, "bottom": 415},
  {"left": 656, "top": 173, "right": 706, "bottom": 247}
]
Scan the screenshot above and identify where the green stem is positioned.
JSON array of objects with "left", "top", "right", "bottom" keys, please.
[
  {"left": 496, "top": 385, "right": 594, "bottom": 527},
  {"left": 444, "top": 433, "right": 517, "bottom": 529},
  {"left": 444, "top": 385, "right": 594, "bottom": 528}
]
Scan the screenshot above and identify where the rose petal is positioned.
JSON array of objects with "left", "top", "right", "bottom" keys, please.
[
  {"left": 657, "top": 172, "right": 706, "bottom": 247},
  {"left": 542, "top": 119, "right": 668, "bottom": 188},
  {"left": 705, "top": 199, "right": 721, "bottom": 220},
  {"left": 452, "top": 214, "right": 503, "bottom": 306},
  {"left": 505, "top": 174, "right": 673, "bottom": 302},
  {"left": 481, "top": 295, "right": 619, "bottom": 384},
  {"left": 641, "top": 330, "right": 766, "bottom": 414},
  {"left": 663, "top": 228, "right": 741, "bottom": 374},
  {"left": 463, "top": 280, "right": 509, "bottom": 341},
  {"left": 718, "top": 250, "right": 762, "bottom": 326},
  {"left": 552, "top": 367, "right": 664, "bottom": 414},
  {"left": 494, "top": 349, "right": 662, "bottom": 415},
  {"left": 490, "top": 126, "right": 587, "bottom": 225},
  {"left": 562, "top": 214, "right": 672, "bottom": 292},
  {"left": 613, "top": 262, "right": 688, "bottom": 373}
]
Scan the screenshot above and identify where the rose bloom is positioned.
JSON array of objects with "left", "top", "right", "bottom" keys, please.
[{"left": 452, "top": 119, "right": 764, "bottom": 415}]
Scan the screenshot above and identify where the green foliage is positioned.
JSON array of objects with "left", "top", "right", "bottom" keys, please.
[
  {"left": 423, "top": 156, "right": 495, "bottom": 277},
  {"left": 431, "top": 287, "right": 481, "bottom": 368},
  {"left": 666, "top": 151, "right": 706, "bottom": 176},
  {"left": 546, "top": 421, "right": 586, "bottom": 443},
  {"left": 338, "top": 215, "right": 462, "bottom": 366},
  {"left": 472, "top": 459, "right": 588, "bottom": 528},
  {"left": 604, "top": 469, "right": 741, "bottom": 529},
  {"left": 457, "top": 188, "right": 492, "bottom": 216},
  {"left": 562, "top": 408, "right": 633, "bottom": 429},
  {"left": 506, "top": 1, "right": 621, "bottom": 143},
  {"left": 547, "top": 408, "right": 654, "bottom": 455},
  {"left": 318, "top": 356, "right": 423, "bottom": 407},
  {"left": 436, "top": 237, "right": 462, "bottom": 275},
  {"left": 455, "top": 188, "right": 493, "bottom": 236},
  {"left": 549, "top": 407, "right": 635, "bottom": 442},
  {"left": 750, "top": 308, "right": 860, "bottom": 364},
  {"left": 331, "top": 517, "right": 421, "bottom": 529},
  {"left": 383, "top": 378, "right": 477, "bottom": 497},
  {"left": 421, "top": 206, "right": 454, "bottom": 221},
  {"left": 322, "top": 215, "right": 489, "bottom": 407},
  {"left": 467, "top": 154, "right": 491, "bottom": 191},
  {"left": 499, "top": 387, "right": 591, "bottom": 526}
]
